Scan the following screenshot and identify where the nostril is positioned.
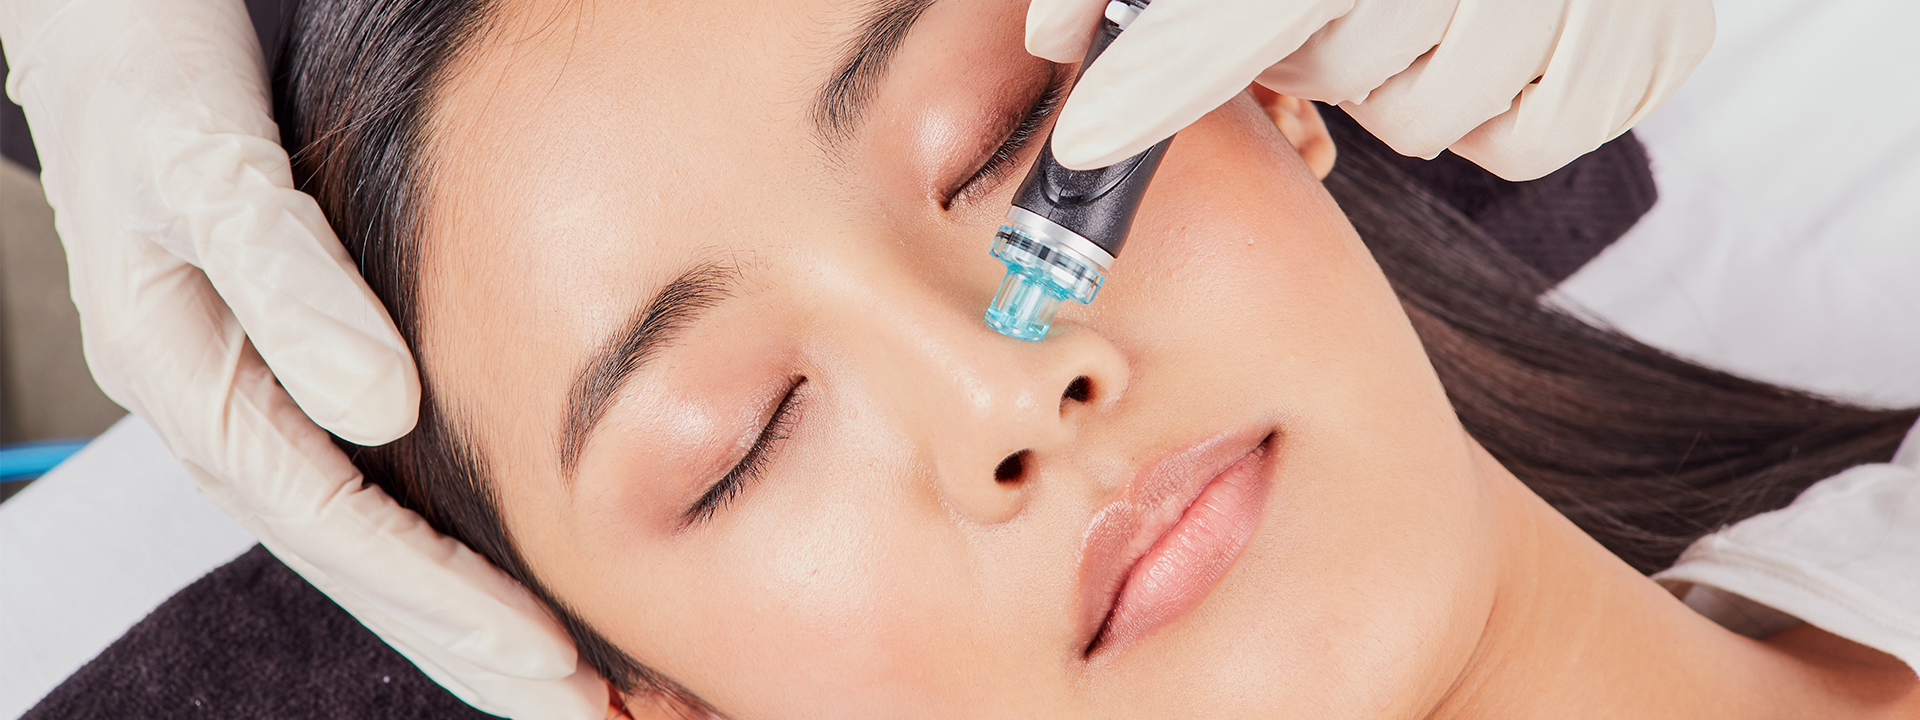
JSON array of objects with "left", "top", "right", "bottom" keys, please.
[
  {"left": 1063, "top": 376, "right": 1092, "bottom": 404},
  {"left": 994, "top": 451, "right": 1029, "bottom": 484}
]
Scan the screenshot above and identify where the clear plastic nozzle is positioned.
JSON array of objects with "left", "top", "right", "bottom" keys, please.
[
  {"left": 984, "top": 224, "right": 1106, "bottom": 341},
  {"left": 986, "top": 270, "right": 1066, "bottom": 341}
]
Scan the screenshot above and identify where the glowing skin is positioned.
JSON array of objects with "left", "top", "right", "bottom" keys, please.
[{"left": 408, "top": 0, "right": 1920, "bottom": 718}]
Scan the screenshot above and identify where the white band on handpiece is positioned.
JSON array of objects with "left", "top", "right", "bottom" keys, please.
[
  {"left": 1104, "top": 0, "right": 1142, "bottom": 29},
  {"left": 1005, "top": 206, "right": 1118, "bottom": 271}
]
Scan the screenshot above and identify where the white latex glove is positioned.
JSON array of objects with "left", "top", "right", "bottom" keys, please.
[
  {"left": 0, "top": 0, "right": 605, "bottom": 717},
  {"left": 1029, "top": 0, "right": 1715, "bottom": 181}
]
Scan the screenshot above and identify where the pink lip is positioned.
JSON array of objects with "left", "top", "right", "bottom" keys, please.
[{"left": 1077, "top": 427, "right": 1276, "bottom": 658}]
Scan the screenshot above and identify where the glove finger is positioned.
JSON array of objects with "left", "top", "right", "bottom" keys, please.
[
  {"left": 1449, "top": 0, "right": 1716, "bottom": 181},
  {"left": 1026, "top": 0, "right": 1108, "bottom": 63},
  {"left": 239, "top": 499, "right": 608, "bottom": 720},
  {"left": 63, "top": 0, "right": 420, "bottom": 446},
  {"left": 1255, "top": 0, "right": 1459, "bottom": 106},
  {"left": 172, "top": 130, "right": 421, "bottom": 447},
  {"left": 67, "top": 223, "right": 584, "bottom": 690},
  {"left": 1335, "top": 0, "right": 1564, "bottom": 161},
  {"left": 1050, "top": 0, "right": 1355, "bottom": 170}
]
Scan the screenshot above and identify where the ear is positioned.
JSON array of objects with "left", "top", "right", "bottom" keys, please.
[
  {"left": 1250, "top": 85, "right": 1337, "bottom": 180},
  {"left": 610, "top": 684, "right": 706, "bottom": 720},
  {"left": 605, "top": 680, "right": 634, "bottom": 720}
]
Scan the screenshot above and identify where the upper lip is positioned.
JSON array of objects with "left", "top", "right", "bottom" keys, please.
[{"left": 1074, "top": 425, "right": 1274, "bottom": 655}]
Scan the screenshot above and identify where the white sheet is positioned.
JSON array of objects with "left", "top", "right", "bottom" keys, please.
[
  {"left": 4, "top": 0, "right": 1919, "bottom": 717},
  {"left": 0, "top": 417, "right": 255, "bottom": 719},
  {"left": 1554, "top": 0, "right": 1920, "bottom": 408}
]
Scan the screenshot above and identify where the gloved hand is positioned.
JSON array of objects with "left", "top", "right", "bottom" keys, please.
[
  {"left": 1029, "top": 0, "right": 1715, "bottom": 181},
  {"left": 0, "top": 0, "right": 604, "bottom": 716}
]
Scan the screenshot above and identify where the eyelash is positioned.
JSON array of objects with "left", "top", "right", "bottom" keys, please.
[
  {"left": 683, "top": 378, "right": 807, "bottom": 526},
  {"left": 678, "top": 79, "right": 1062, "bottom": 525},
  {"left": 947, "top": 72, "right": 1068, "bottom": 205}
]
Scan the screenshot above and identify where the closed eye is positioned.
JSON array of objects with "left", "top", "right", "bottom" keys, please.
[
  {"left": 682, "top": 378, "right": 807, "bottom": 527},
  {"left": 943, "top": 69, "right": 1068, "bottom": 207}
]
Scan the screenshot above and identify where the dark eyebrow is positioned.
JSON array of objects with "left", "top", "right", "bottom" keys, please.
[
  {"left": 559, "top": 262, "right": 737, "bottom": 479},
  {"left": 811, "top": 0, "right": 940, "bottom": 147}
]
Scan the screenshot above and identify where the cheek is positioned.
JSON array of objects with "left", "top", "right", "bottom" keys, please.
[
  {"left": 641, "top": 433, "right": 988, "bottom": 715},
  {"left": 1087, "top": 94, "right": 1360, "bottom": 337},
  {"left": 1112, "top": 92, "right": 1446, "bottom": 439},
  {"left": 629, "top": 356, "right": 1073, "bottom": 716},
  {"left": 528, "top": 343, "right": 977, "bottom": 712},
  {"left": 1081, "top": 94, "right": 1497, "bottom": 709}
]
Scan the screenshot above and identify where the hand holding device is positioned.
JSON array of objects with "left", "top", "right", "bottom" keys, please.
[
  {"left": 987, "top": 0, "right": 1167, "bottom": 342},
  {"left": 1027, "top": 0, "right": 1715, "bottom": 181}
]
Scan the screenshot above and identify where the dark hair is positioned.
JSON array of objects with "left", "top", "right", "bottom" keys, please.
[
  {"left": 1318, "top": 120, "right": 1918, "bottom": 573},
  {"left": 275, "top": 0, "right": 710, "bottom": 713},
  {"left": 276, "top": 0, "right": 1918, "bottom": 709}
]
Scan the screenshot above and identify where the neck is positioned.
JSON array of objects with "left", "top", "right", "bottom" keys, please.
[{"left": 1426, "top": 443, "right": 1918, "bottom": 720}]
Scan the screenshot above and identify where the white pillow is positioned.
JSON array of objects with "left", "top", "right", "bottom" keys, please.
[{"left": 1555, "top": 0, "right": 1920, "bottom": 408}]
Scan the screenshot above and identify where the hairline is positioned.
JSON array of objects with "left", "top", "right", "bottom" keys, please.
[{"left": 284, "top": 0, "right": 718, "bottom": 710}]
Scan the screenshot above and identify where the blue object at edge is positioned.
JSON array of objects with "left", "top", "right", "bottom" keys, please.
[{"left": 1, "top": 438, "right": 91, "bottom": 482}]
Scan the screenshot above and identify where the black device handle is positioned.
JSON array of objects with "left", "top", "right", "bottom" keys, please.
[{"left": 1009, "top": 0, "right": 1170, "bottom": 260}]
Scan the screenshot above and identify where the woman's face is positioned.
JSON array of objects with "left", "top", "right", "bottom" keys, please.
[{"left": 419, "top": 0, "right": 1501, "bottom": 715}]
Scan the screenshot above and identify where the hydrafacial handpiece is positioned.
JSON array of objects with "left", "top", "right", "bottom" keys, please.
[{"left": 985, "top": 0, "right": 1167, "bottom": 342}]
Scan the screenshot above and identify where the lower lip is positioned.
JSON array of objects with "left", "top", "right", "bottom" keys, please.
[{"left": 1095, "top": 438, "right": 1273, "bottom": 655}]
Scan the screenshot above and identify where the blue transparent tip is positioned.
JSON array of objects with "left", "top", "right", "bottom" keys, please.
[
  {"left": 986, "top": 269, "right": 1068, "bottom": 341},
  {"left": 984, "top": 225, "right": 1105, "bottom": 342}
]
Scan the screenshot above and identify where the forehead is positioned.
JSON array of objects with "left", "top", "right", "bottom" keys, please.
[
  {"left": 429, "top": 0, "right": 836, "bottom": 223},
  {"left": 415, "top": 0, "right": 832, "bottom": 471}
]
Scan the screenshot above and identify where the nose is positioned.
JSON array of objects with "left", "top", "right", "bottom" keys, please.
[
  {"left": 801, "top": 210, "right": 1131, "bottom": 524},
  {"left": 918, "top": 321, "right": 1131, "bottom": 525}
]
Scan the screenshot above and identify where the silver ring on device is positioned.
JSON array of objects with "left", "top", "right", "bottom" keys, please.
[{"left": 1005, "top": 206, "right": 1117, "bottom": 271}]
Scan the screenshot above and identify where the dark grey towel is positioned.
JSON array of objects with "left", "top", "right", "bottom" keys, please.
[
  {"left": 1319, "top": 104, "right": 1658, "bottom": 284},
  {"left": 22, "top": 545, "right": 498, "bottom": 719}
]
